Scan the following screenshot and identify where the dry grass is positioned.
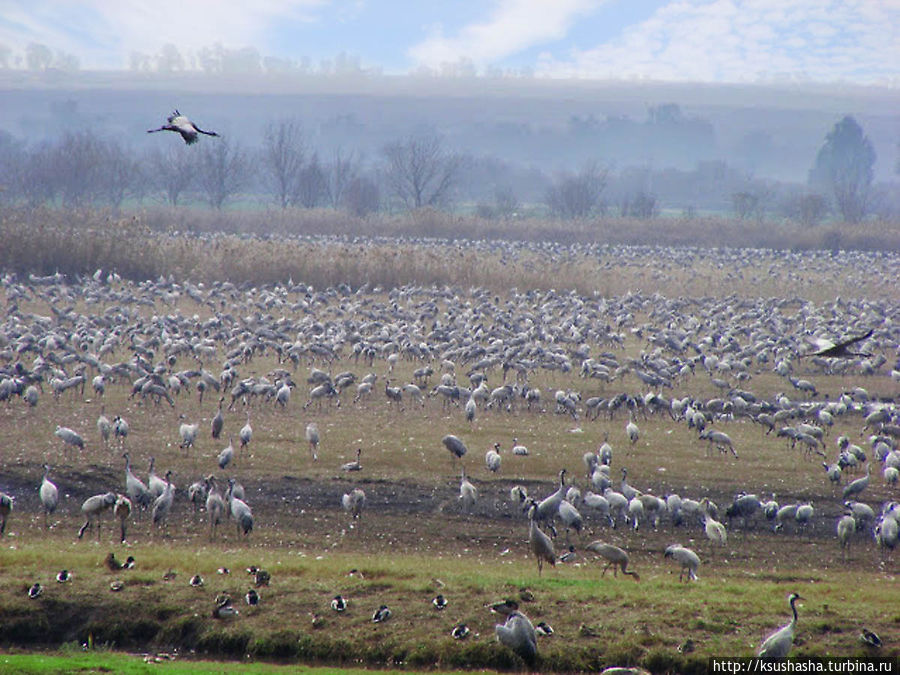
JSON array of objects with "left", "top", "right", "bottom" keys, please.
[{"left": 2, "top": 206, "right": 899, "bottom": 302}]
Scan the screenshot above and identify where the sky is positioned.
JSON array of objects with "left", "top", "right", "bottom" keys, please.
[{"left": 0, "top": 0, "right": 898, "bottom": 85}]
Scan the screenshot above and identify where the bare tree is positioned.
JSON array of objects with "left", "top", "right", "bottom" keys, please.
[
  {"left": 621, "top": 191, "right": 659, "bottom": 218},
  {"left": 100, "top": 140, "right": 140, "bottom": 209},
  {"left": 296, "top": 153, "right": 327, "bottom": 208},
  {"left": 196, "top": 140, "right": 252, "bottom": 209},
  {"left": 382, "top": 135, "right": 460, "bottom": 210},
  {"left": 19, "top": 142, "right": 57, "bottom": 206},
  {"left": 0, "top": 131, "right": 24, "bottom": 204},
  {"left": 780, "top": 190, "right": 828, "bottom": 226},
  {"left": 324, "top": 148, "right": 359, "bottom": 208},
  {"left": 342, "top": 175, "right": 380, "bottom": 216},
  {"left": 147, "top": 146, "right": 196, "bottom": 206},
  {"left": 546, "top": 162, "right": 607, "bottom": 219},
  {"left": 54, "top": 131, "right": 105, "bottom": 207},
  {"left": 262, "top": 119, "right": 307, "bottom": 208}
]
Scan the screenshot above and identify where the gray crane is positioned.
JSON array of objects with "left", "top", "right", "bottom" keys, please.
[
  {"left": 55, "top": 425, "right": 84, "bottom": 453},
  {"left": 97, "top": 407, "right": 111, "bottom": 447},
  {"left": 837, "top": 514, "right": 855, "bottom": 561},
  {"left": 239, "top": 413, "right": 252, "bottom": 457},
  {"left": 39, "top": 464, "right": 59, "bottom": 528},
  {"left": 114, "top": 494, "right": 132, "bottom": 543},
  {"left": 526, "top": 500, "right": 556, "bottom": 575},
  {"left": 151, "top": 470, "right": 175, "bottom": 531},
  {"left": 228, "top": 479, "right": 253, "bottom": 535},
  {"left": 459, "top": 467, "right": 477, "bottom": 513},
  {"left": 342, "top": 487, "right": 366, "bottom": 519},
  {"left": 305, "top": 423, "right": 320, "bottom": 461},
  {"left": 123, "top": 452, "right": 152, "bottom": 514},
  {"left": 78, "top": 492, "right": 117, "bottom": 539},
  {"left": 211, "top": 397, "right": 225, "bottom": 439},
  {"left": 442, "top": 434, "right": 468, "bottom": 462},
  {"left": 492, "top": 600, "right": 538, "bottom": 668},
  {"left": 0, "top": 491, "right": 12, "bottom": 535},
  {"left": 205, "top": 476, "right": 226, "bottom": 541},
  {"left": 485, "top": 443, "right": 502, "bottom": 473},
  {"left": 147, "top": 110, "right": 220, "bottom": 145},
  {"left": 842, "top": 464, "right": 870, "bottom": 500},
  {"left": 218, "top": 438, "right": 235, "bottom": 470},
  {"left": 664, "top": 544, "right": 700, "bottom": 582},
  {"left": 179, "top": 417, "right": 199, "bottom": 452},
  {"left": 585, "top": 541, "right": 640, "bottom": 580},
  {"left": 147, "top": 456, "right": 166, "bottom": 499},
  {"left": 757, "top": 592, "right": 802, "bottom": 658}
]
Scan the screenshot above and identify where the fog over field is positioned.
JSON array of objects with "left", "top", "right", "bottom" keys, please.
[{"left": 2, "top": 70, "right": 898, "bottom": 182}]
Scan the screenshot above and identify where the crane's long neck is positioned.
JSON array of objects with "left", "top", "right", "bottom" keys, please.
[{"left": 789, "top": 596, "right": 799, "bottom": 626}]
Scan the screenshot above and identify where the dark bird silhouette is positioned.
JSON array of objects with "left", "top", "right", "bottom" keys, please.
[
  {"left": 148, "top": 110, "right": 219, "bottom": 145},
  {"left": 802, "top": 329, "right": 873, "bottom": 359}
]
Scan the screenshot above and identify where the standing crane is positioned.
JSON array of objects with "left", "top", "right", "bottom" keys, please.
[
  {"left": 757, "top": 592, "right": 802, "bottom": 658},
  {"left": 526, "top": 500, "right": 556, "bottom": 575},
  {"left": 152, "top": 470, "right": 175, "bottom": 532},
  {"left": 239, "top": 413, "right": 252, "bottom": 457},
  {"left": 148, "top": 110, "right": 220, "bottom": 145},
  {"left": 114, "top": 494, "right": 132, "bottom": 543},
  {"left": 39, "top": 464, "right": 59, "bottom": 528},
  {"left": 305, "top": 423, "right": 320, "bottom": 461}
]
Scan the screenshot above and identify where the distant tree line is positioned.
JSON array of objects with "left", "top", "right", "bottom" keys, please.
[{"left": 0, "top": 114, "right": 886, "bottom": 225}]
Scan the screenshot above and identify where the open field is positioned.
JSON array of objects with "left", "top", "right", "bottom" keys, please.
[{"left": 0, "top": 239, "right": 898, "bottom": 673}]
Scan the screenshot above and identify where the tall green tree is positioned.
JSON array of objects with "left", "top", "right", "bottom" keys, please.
[{"left": 809, "top": 115, "right": 875, "bottom": 223}]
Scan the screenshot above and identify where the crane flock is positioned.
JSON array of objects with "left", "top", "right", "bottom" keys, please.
[{"left": 0, "top": 250, "right": 897, "bottom": 665}]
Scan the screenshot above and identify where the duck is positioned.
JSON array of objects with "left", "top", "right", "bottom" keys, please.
[
  {"left": 217, "top": 567, "right": 230, "bottom": 575},
  {"left": 254, "top": 569, "right": 271, "bottom": 587},
  {"left": 432, "top": 594, "right": 448, "bottom": 610},
  {"left": 28, "top": 582, "right": 43, "bottom": 599},
  {"left": 56, "top": 570, "right": 72, "bottom": 583},
  {"left": 162, "top": 569, "right": 177, "bottom": 581},
  {"left": 331, "top": 595, "right": 348, "bottom": 612},
  {"left": 372, "top": 604, "right": 391, "bottom": 623},
  {"left": 860, "top": 628, "right": 882, "bottom": 649},
  {"left": 123, "top": 556, "right": 135, "bottom": 569},
  {"left": 341, "top": 448, "right": 363, "bottom": 472},
  {"left": 559, "top": 545, "right": 577, "bottom": 563},
  {"left": 451, "top": 623, "right": 470, "bottom": 639},
  {"left": 106, "top": 552, "right": 123, "bottom": 571},
  {"left": 189, "top": 574, "right": 204, "bottom": 588},
  {"left": 109, "top": 580, "right": 125, "bottom": 592},
  {"left": 245, "top": 589, "right": 260, "bottom": 606},
  {"left": 212, "top": 596, "right": 239, "bottom": 619},
  {"left": 535, "top": 621, "right": 554, "bottom": 636},
  {"left": 677, "top": 638, "right": 695, "bottom": 654},
  {"left": 310, "top": 612, "right": 325, "bottom": 629}
]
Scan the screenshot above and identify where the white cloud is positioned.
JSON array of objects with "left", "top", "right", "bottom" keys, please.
[
  {"left": 407, "top": 0, "right": 602, "bottom": 70},
  {"left": 0, "top": 1, "right": 326, "bottom": 68},
  {"left": 535, "top": 0, "right": 900, "bottom": 84}
]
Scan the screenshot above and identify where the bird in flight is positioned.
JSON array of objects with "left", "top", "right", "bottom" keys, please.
[
  {"left": 801, "top": 328, "right": 873, "bottom": 359},
  {"left": 148, "top": 110, "right": 219, "bottom": 145}
]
